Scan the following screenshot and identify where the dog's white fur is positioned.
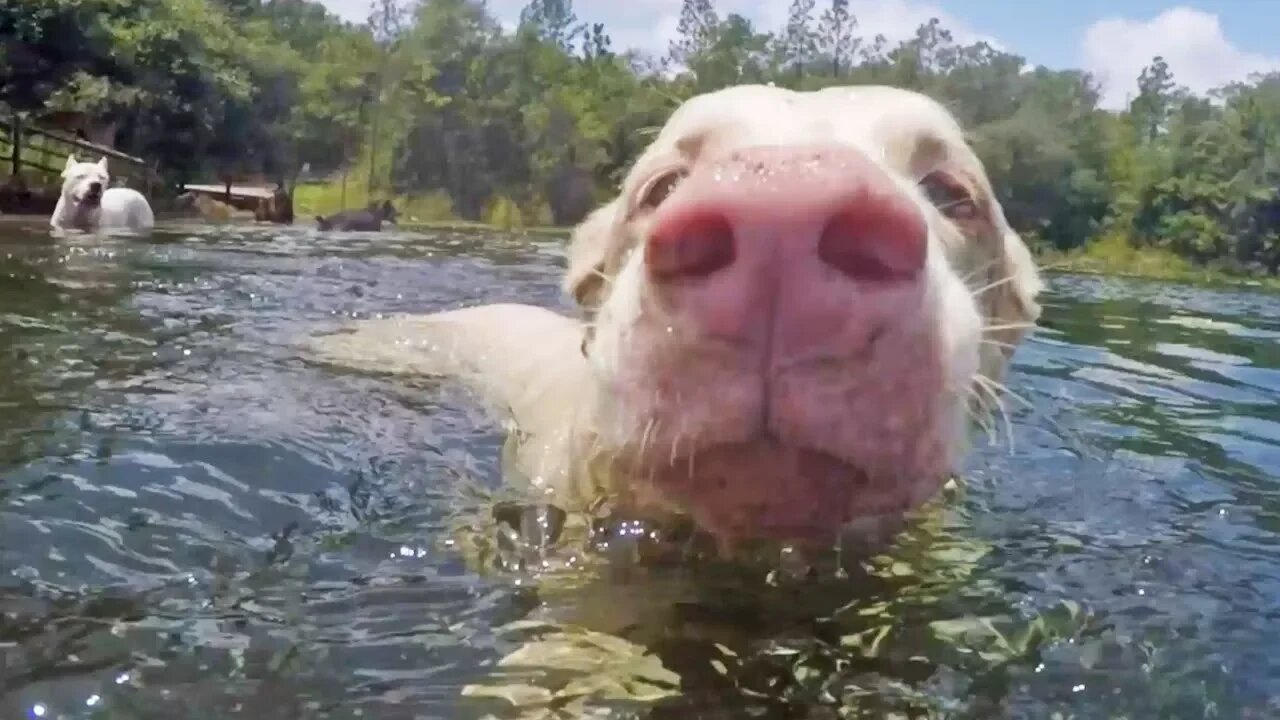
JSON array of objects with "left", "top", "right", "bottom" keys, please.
[
  {"left": 50, "top": 155, "right": 155, "bottom": 233},
  {"left": 308, "top": 84, "right": 1043, "bottom": 550}
]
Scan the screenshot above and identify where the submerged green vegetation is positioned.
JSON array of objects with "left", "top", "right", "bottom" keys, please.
[{"left": 6, "top": 0, "right": 1280, "bottom": 284}]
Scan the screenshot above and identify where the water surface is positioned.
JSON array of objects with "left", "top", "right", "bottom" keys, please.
[{"left": 2, "top": 217, "right": 1280, "bottom": 719}]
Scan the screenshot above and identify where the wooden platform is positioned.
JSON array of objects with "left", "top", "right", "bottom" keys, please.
[{"left": 181, "top": 184, "right": 276, "bottom": 200}]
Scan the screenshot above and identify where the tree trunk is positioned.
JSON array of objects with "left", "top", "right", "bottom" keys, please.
[
  {"left": 366, "top": 47, "right": 391, "bottom": 197},
  {"left": 10, "top": 117, "right": 21, "bottom": 179},
  {"left": 366, "top": 105, "right": 380, "bottom": 197}
]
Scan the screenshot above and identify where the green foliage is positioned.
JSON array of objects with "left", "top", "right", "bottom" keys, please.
[
  {"left": 1042, "top": 231, "right": 1197, "bottom": 279},
  {"left": 394, "top": 190, "right": 455, "bottom": 223},
  {"left": 9, "top": 0, "right": 1280, "bottom": 276},
  {"left": 484, "top": 195, "right": 525, "bottom": 230}
]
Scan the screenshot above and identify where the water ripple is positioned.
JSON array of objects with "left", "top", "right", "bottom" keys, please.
[{"left": 1, "top": 219, "right": 1280, "bottom": 717}]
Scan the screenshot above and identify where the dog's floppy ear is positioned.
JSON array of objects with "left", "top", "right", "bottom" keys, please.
[
  {"left": 980, "top": 215, "right": 1043, "bottom": 380},
  {"left": 992, "top": 225, "right": 1043, "bottom": 327},
  {"left": 96, "top": 157, "right": 109, "bottom": 174},
  {"left": 563, "top": 200, "right": 619, "bottom": 309},
  {"left": 62, "top": 155, "right": 77, "bottom": 178}
]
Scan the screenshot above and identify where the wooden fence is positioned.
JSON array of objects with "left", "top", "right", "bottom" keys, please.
[{"left": 0, "top": 115, "right": 158, "bottom": 212}]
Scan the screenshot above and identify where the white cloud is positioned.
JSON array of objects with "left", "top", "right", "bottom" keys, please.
[{"left": 1080, "top": 7, "right": 1280, "bottom": 111}]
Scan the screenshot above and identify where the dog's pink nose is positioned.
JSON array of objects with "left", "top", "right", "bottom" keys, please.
[
  {"left": 645, "top": 213, "right": 737, "bottom": 280},
  {"left": 644, "top": 145, "right": 927, "bottom": 284}
]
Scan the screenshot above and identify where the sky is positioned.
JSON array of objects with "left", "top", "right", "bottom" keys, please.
[{"left": 314, "top": 0, "right": 1280, "bottom": 110}]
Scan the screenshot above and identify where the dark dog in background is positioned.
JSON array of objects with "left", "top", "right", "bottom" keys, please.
[{"left": 316, "top": 199, "right": 398, "bottom": 231}]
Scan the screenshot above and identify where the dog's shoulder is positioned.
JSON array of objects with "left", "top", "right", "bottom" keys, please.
[{"left": 307, "top": 303, "right": 590, "bottom": 426}]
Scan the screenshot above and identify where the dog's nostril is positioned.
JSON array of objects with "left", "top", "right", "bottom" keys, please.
[
  {"left": 817, "top": 204, "right": 927, "bottom": 282},
  {"left": 645, "top": 213, "right": 736, "bottom": 280}
]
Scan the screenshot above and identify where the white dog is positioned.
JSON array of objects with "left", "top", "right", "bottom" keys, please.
[
  {"left": 309, "top": 84, "right": 1044, "bottom": 555},
  {"left": 50, "top": 155, "right": 155, "bottom": 233}
]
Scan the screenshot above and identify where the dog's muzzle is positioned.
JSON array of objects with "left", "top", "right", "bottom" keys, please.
[{"left": 82, "top": 182, "right": 104, "bottom": 206}]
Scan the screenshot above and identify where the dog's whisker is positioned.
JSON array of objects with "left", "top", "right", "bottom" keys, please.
[
  {"left": 588, "top": 269, "right": 613, "bottom": 287},
  {"left": 969, "top": 273, "right": 1018, "bottom": 299},
  {"left": 963, "top": 391, "right": 997, "bottom": 444},
  {"left": 975, "top": 374, "right": 1035, "bottom": 413},
  {"left": 669, "top": 420, "right": 684, "bottom": 468},
  {"left": 973, "top": 375, "right": 1016, "bottom": 452},
  {"left": 980, "top": 338, "right": 1018, "bottom": 351},
  {"left": 968, "top": 380, "right": 1002, "bottom": 447},
  {"left": 982, "top": 321, "right": 1038, "bottom": 333},
  {"left": 959, "top": 256, "right": 1002, "bottom": 285},
  {"left": 638, "top": 417, "right": 657, "bottom": 460}
]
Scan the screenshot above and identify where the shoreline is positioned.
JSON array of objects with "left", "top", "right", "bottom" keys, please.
[
  {"left": 5, "top": 211, "right": 1278, "bottom": 292},
  {"left": 1036, "top": 252, "right": 1280, "bottom": 292}
]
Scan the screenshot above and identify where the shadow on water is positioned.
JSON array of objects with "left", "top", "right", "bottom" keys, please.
[{"left": 1, "top": 216, "right": 1280, "bottom": 718}]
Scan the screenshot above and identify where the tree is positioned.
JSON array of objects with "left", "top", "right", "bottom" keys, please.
[
  {"left": 518, "top": 0, "right": 583, "bottom": 53},
  {"left": 668, "top": 0, "right": 720, "bottom": 71},
  {"left": 582, "top": 22, "right": 613, "bottom": 61},
  {"left": 777, "top": 0, "right": 818, "bottom": 81},
  {"left": 689, "top": 14, "right": 772, "bottom": 91},
  {"left": 1130, "top": 55, "right": 1177, "bottom": 143},
  {"left": 364, "top": 0, "right": 412, "bottom": 193},
  {"left": 815, "top": 0, "right": 856, "bottom": 76},
  {"left": 10, "top": 0, "right": 1280, "bottom": 278}
]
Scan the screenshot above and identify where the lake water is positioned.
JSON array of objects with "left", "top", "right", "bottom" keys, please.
[{"left": 2, "top": 217, "right": 1280, "bottom": 719}]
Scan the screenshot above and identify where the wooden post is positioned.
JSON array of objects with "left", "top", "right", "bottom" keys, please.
[{"left": 10, "top": 117, "right": 21, "bottom": 178}]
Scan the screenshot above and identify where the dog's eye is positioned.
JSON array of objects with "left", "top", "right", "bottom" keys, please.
[
  {"left": 919, "top": 170, "right": 979, "bottom": 221},
  {"left": 637, "top": 168, "right": 687, "bottom": 211}
]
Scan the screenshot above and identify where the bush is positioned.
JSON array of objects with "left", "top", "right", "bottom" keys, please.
[
  {"left": 483, "top": 194, "right": 524, "bottom": 231},
  {"left": 523, "top": 198, "right": 555, "bottom": 228},
  {"left": 399, "top": 191, "right": 456, "bottom": 223},
  {"left": 293, "top": 179, "right": 370, "bottom": 217}
]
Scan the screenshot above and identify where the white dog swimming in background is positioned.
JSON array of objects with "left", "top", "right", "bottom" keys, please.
[{"left": 50, "top": 155, "right": 155, "bottom": 233}]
